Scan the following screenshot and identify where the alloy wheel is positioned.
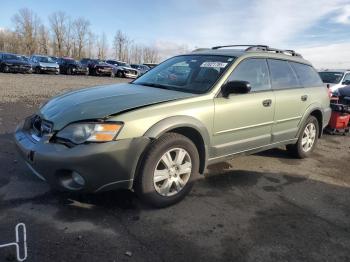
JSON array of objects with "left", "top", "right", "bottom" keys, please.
[
  {"left": 301, "top": 123, "right": 316, "bottom": 152},
  {"left": 153, "top": 148, "right": 192, "bottom": 197}
]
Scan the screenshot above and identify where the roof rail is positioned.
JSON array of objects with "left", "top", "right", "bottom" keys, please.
[
  {"left": 212, "top": 45, "right": 269, "bottom": 50},
  {"left": 211, "top": 45, "right": 302, "bottom": 57}
]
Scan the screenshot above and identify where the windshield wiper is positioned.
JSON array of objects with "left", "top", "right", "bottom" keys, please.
[{"left": 137, "top": 82, "right": 173, "bottom": 90}]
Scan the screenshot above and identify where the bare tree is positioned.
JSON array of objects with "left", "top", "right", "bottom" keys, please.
[
  {"left": 49, "top": 11, "right": 68, "bottom": 57},
  {"left": 129, "top": 44, "right": 143, "bottom": 64},
  {"left": 86, "top": 31, "right": 96, "bottom": 58},
  {"left": 97, "top": 33, "right": 108, "bottom": 59},
  {"left": 37, "top": 24, "right": 50, "bottom": 55},
  {"left": 0, "top": 29, "right": 21, "bottom": 53},
  {"left": 64, "top": 19, "right": 73, "bottom": 57},
  {"left": 113, "top": 30, "right": 131, "bottom": 61},
  {"left": 73, "top": 18, "right": 90, "bottom": 59},
  {"left": 12, "top": 8, "right": 40, "bottom": 55},
  {"left": 143, "top": 46, "right": 159, "bottom": 63}
]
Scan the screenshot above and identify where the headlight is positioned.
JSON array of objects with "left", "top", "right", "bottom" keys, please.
[{"left": 56, "top": 122, "right": 123, "bottom": 144}]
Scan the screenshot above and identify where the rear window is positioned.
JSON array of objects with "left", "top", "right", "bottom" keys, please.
[
  {"left": 290, "top": 62, "right": 323, "bottom": 87},
  {"left": 268, "top": 59, "right": 300, "bottom": 89}
]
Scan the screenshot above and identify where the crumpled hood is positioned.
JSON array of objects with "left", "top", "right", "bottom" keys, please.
[
  {"left": 39, "top": 83, "right": 195, "bottom": 130},
  {"left": 39, "top": 62, "right": 58, "bottom": 68}
]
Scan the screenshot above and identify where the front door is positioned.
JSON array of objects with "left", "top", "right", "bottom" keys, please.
[{"left": 212, "top": 58, "right": 275, "bottom": 159}]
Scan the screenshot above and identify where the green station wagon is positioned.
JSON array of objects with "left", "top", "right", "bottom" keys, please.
[{"left": 15, "top": 45, "right": 331, "bottom": 207}]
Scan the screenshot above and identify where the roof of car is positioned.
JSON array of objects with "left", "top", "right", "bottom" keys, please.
[{"left": 190, "top": 45, "right": 310, "bottom": 65}]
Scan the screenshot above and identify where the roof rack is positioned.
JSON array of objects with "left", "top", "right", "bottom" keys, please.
[{"left": 211, "top": 45, "right": 302, "bottom": 57}]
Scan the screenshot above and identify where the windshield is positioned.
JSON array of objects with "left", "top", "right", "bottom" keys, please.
[
  {"left": 319, "top": 72, "right": 344, "bottom": 84},
  {"left": 133, "top": 55, "right": 235, "bottom": 94},
  {"left": 36, "top": 56, "right": 55, "bottom": 63},
  {"left": 3, "top": 54, "right": 21, "bottom": 60}
]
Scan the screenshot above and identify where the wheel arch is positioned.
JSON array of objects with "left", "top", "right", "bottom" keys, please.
[
  {"left": 143, "top": 116, "right": 210, "bottom": 174},
  {"left": 298, "top": 105, "right": 324, "bottom": 138}
]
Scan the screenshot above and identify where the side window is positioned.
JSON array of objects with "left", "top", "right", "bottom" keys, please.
[
  {"left": 268, "top": 59, "right": 300, "bottom": 89},
  {"left": 290, "top": 62, "right": 323, "bottom": 87},
  {"left": 227, "top": 58, "right": 271, "bottom": 91}
]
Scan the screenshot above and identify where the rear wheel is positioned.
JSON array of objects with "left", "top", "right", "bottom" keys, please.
[
  {"left": 67, "top": 67, "right": 72, "bottom": 75},
  {"left": 286, "top": 116, "right": 319, "bottom": 158},
  {"left": 135, "top": 133, "right": 199, "bottom": 207}
]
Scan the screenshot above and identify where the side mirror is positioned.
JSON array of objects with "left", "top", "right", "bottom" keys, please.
[
  {"left": 342, "top": 80, "right": 350, "bottom": 85},
  {"left": 222, "top": 81, "right": 251, "bottom": 97}
]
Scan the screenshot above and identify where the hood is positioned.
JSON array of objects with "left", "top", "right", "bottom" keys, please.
[
  {"left": 39, "top": 83, "right": 195, "bottom": 130},
  {"left": 4, "top": 59, "right": 30, "bottom": 66},
  {"left": 120, "top": 66, "right": 135, "bottom": 71},
  {"left": 39, "top": 62, "right": 58, "bottom": 68}
]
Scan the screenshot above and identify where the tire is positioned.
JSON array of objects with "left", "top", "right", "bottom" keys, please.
[
  {"left": 4, "top": 65, "right": 10, "bottom": 73},
  {"left": 67, "top": 67, "right": 72, "bottom": 75},
  {"left": 117, "top": 71, "right": 124, "bottom": 78},
  {"left": 286, "top": 115, "right": 319, "bottom": 158},
  {"left": 35, "top": 67, "right": 41, "bottom": 74},
  {"left": 135, "top": 133, "right": 199, "bottom": 208}
]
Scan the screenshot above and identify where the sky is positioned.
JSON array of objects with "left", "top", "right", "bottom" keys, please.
[{"left": 1, "top": 0, "right": 350, "bottom": 68}]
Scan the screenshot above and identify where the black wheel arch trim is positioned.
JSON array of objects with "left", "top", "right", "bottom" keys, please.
[{"left": 143, "top": 116, "right": 210, "bottom": 174}]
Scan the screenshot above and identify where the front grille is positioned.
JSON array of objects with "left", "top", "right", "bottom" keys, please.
[{"left": 31, "top": 115, "right": 53, "bottom": 137}]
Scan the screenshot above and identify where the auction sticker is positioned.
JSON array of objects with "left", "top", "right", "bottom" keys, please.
[{"left": 200, "top": 62, "right": 228, "bottom": 68}]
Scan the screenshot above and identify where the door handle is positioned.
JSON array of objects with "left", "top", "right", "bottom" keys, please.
[
  {"left": 301, "top": 95, "right": 308, "bottom": 101},
  {"left": 262, "top": 99, "right": 272, "bottom": 107}
]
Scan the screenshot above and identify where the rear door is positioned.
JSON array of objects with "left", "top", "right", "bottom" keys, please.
[
  {"left": 268, "top": 59, "right": 308, "bottom": 142},
  {"left": 213, "top": 58, "right": 275, "bottom": 157}
]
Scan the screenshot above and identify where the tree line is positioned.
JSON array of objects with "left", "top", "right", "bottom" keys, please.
[{"left": 0, "top": 8, "right": 160, "bottom": 63}]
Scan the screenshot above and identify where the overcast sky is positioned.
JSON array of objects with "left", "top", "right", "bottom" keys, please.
[{"left": 1, "top": 0, "right": 350, "bottom": 68}]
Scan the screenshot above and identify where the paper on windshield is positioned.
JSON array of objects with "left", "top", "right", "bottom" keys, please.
[{"left": 200, "top": 62, "right": 228, "bottom": 68}]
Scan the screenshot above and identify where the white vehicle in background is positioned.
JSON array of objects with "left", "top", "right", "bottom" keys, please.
[{"left": 318, "top": 69, "right": 350, "bottom": 93}]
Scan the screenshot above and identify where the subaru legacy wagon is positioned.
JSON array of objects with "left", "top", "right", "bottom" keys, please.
[{"left": 15, "top": 45, "right": 331, "bottom": 207}]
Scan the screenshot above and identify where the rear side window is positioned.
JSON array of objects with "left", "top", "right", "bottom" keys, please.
[
  {"left": 227, "top": 58, "right": 271, "bottom": 91},
  {"left": 268, "top": 59, "right": 300, "bottom": 89},
  {"left": 290, "top": 62, "right": 323, "bottom": 87}
]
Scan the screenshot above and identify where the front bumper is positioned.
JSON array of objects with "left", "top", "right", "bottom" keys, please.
[
  {"left": 124, "top": 72, "right": 138, "bottom": 79},
  {"left": 40, "top": 67, "right": 59, "bottom": 73},
  {"left": 14, "top": 128, "right": 150, "bottom": 193}
]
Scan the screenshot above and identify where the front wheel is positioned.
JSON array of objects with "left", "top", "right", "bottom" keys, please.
[
  {"left": 4, "top": 65, "right": 10, "bottom": 73},
  {"left": 286, "top": 116, "right": 319, "bottom": 158},
  {"left": 135, "top": 133, "right": 199, "bottom": 208},
  {"left": 116, "top": 71, "right": 124, "bottom": 78}
]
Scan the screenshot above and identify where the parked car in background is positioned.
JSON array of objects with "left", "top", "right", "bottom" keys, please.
[
  {"left": 105, "top": 60, "right": 138, "bottom": 78},
  {"left": 319, "top": 69, "right": 350, "bottom": 93},
  {"left": 143, "top": 63, "right": 158, "bottom": 69},
  {"left": 131, "top": 64, "right": 150, "bottom": 75},
  {"left": 80, "top": 58, "right": 114, "bottom": 76},
  {"left": 20, "top": 55, "right": 30, "bottom": 62},
  {"left": 49, "top": 56, "right": 59, "bottom": 63},
  {"left": 58, "top": 57, "right": 89, "bottom": 75},
  {"left": 15, "top": 45, "right": 331, "bottom": 207},
  {"left": 0, "top": 52, "right": 32, "bottom": 73},
  {"left": 30, "top": 55, "right": 60, "bottom": 74}
]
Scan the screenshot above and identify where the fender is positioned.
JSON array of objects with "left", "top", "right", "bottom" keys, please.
[
  {"left": 296, "top": 103, "right": 325, "bottom": 138},
  {"left": 144, "top": 115, "right": 211, "bottom": 173}
]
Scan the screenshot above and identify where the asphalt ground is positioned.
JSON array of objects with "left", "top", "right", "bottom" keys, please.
[{"left": 0, "top": 73, "right": 349, "bottom": 262}]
